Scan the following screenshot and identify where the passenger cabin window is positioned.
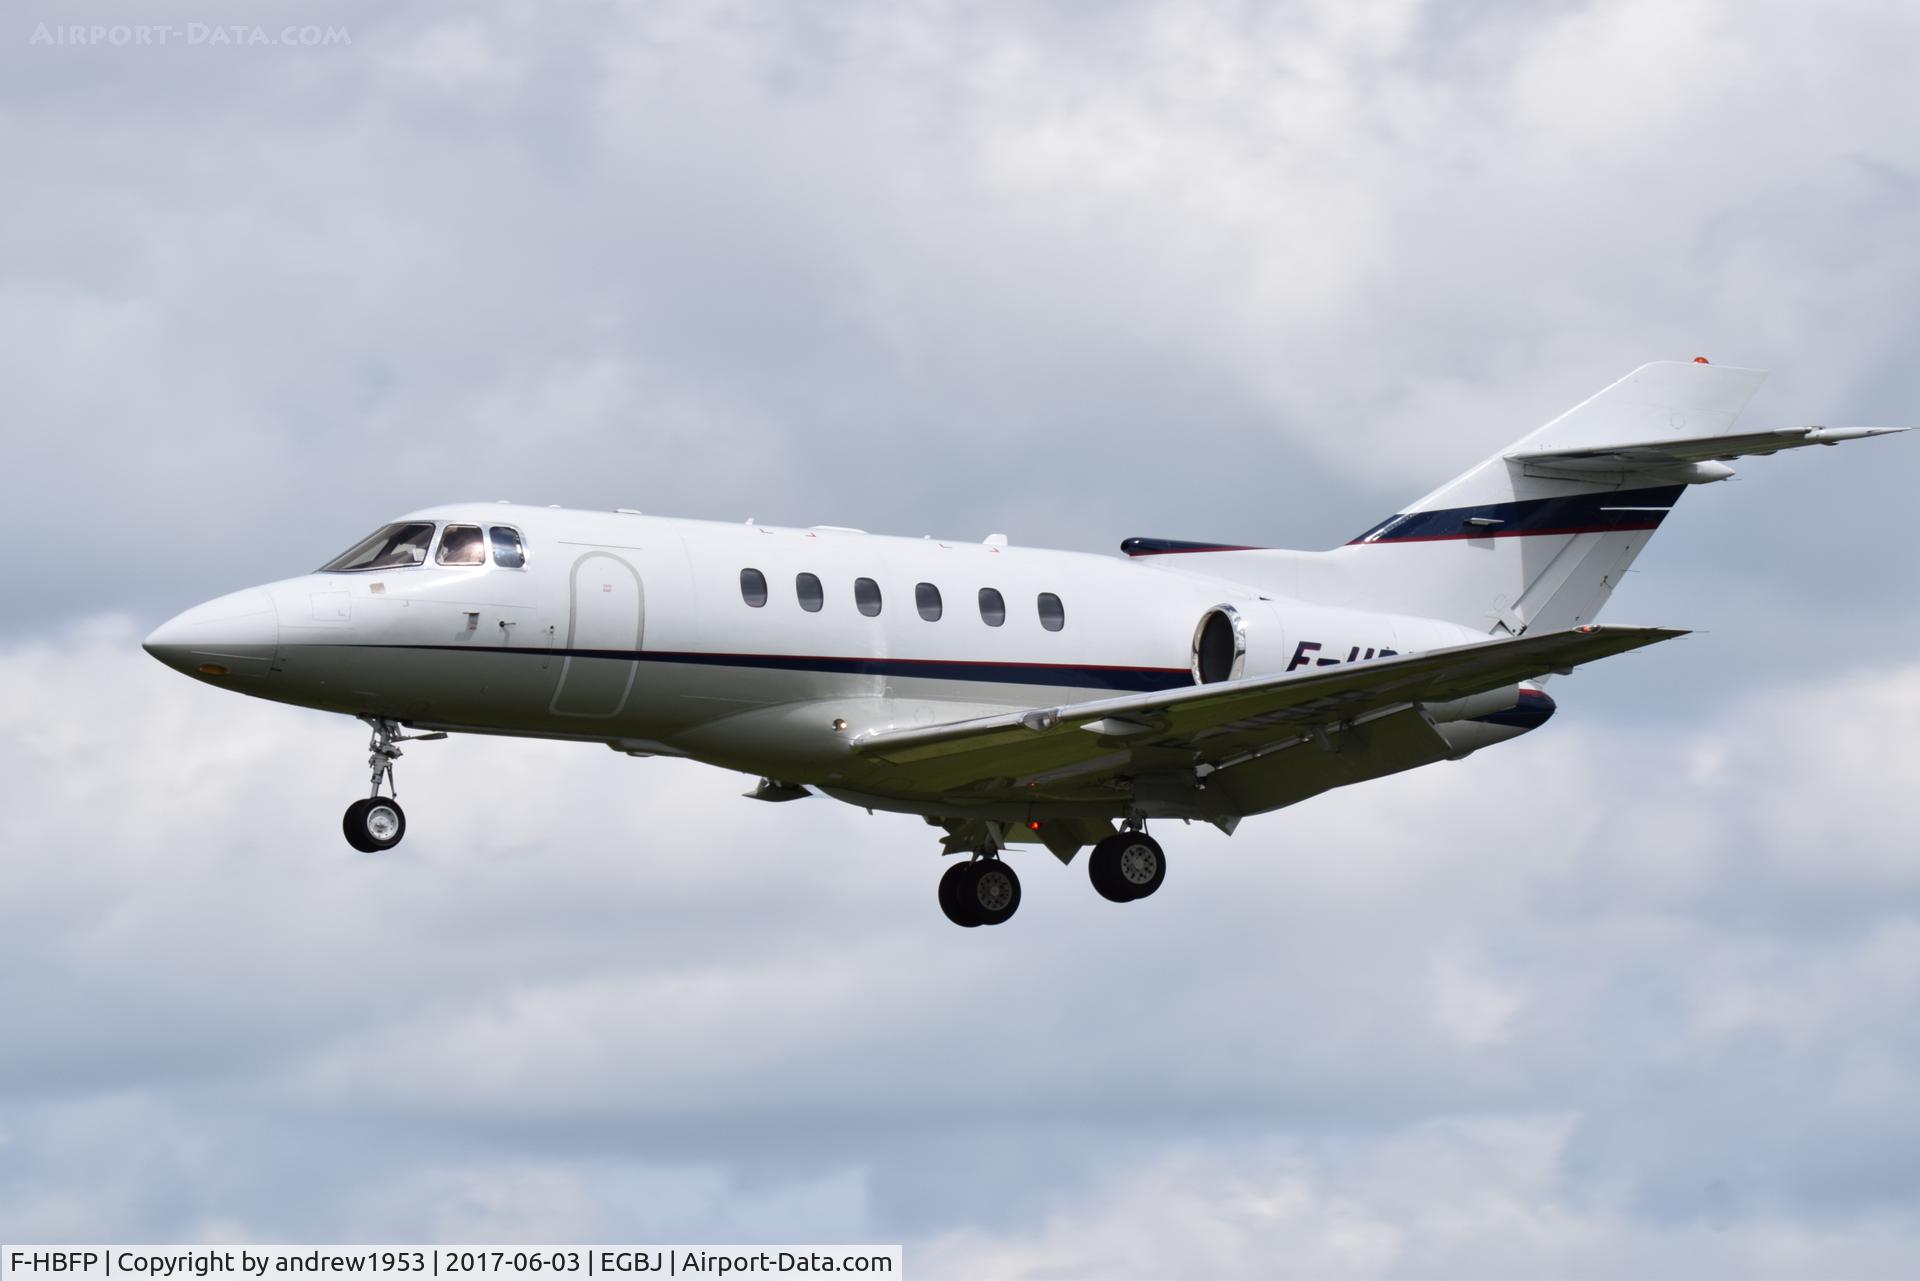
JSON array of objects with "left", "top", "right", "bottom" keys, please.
[
  {"left": 916, "top": 582, "right": 943, "bottom": 621},
  {"left": 854, "top": 577, "right": 883, "bottom": 617},
  {"left": 978, "top": 588, "right": 1006, "bottom": 627},
  {"left": 437, "top": 524, "right": 486, "bottom": 566},
  {"left": 1038, "top": 592, "right": 1066, "bottom": 632},
  {"left": 796, "top": 573, "right": 824, "bottom": 613},
  {"left": 319, "top": 522, "right": 437, "bottom": 572},
  {"left": 489, "top": 526, "right": 526, "bottom": 569},
  {"left": 740, "top": 568, "right": 769, "bottom": 607}
]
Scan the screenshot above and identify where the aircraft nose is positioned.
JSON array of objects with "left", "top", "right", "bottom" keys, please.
[{"left": 143, "top": 587, "right": 280, "bottom": 681}]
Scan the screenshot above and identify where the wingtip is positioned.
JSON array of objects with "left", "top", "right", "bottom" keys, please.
[
  {"left": 1573, "top": 623, "right": 1689, "bottom": 639},
  {"left": 1803, "top": 425, "right": 1912, "bottom": 444}
]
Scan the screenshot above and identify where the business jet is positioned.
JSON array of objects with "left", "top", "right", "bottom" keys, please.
[{"left": 144, "top": 360, "right": 1902, "bottom": 926}]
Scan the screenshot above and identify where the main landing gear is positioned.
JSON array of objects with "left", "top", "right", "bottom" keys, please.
[
  {"left": 341, "top": 716, "right": 442, "bottom": 853},
  {"left": 939, "top": 855, "right": 1023, "bottom": 928},
  {"left": 933, "top": 823, "right": 1168, "bottom": 926},
  {"left": 1088, "top": 826, "right": 1166, "bottom": 904}
]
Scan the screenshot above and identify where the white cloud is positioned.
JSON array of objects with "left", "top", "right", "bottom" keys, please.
[
  {"left": 5, "top": 0, "right": 1915, "bottom": 624},
  {"left": 3, "top": 621, "right": 1918, "bottom": 1266},
  {"left": 5, "top": 0, "right": 1920, "bottom": 1267},
  {"left": 921, "top": 1115, "right": 1920, "bottom": 1280}
]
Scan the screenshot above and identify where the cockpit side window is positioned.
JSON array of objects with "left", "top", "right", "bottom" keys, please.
[
  {"left": 319, "top": 522, "right": 437, "bottom": 572},
  {"left": 436, "top": 524, "right": 486, "bottom": 566},
  {"left": 489, "top": 526, "right": 526, "bottom": 569}
]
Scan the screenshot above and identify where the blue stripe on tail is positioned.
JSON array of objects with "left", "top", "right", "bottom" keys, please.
[{"left": 1350, "top": 485, "right": 1687, "bottom": 545}]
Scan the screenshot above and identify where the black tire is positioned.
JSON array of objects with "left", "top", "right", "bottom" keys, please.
[
  {"left": 939, "top": 860, "right": 982, "bottom": 927},
  {"left": 968, "top": 859, "right": 1022, "bottom": 926},
  {"left": 1089, "top": 834, "right": 1132, "bottom": 902},
  {"left": 342, "top": 799, "right": 377, "bottom": 852},
  {"left": 344, "top": 796, "right": 406, "bottom": 852},
  {"left": 1112, "top": 831, "right": 1165, "bottom": 900}
]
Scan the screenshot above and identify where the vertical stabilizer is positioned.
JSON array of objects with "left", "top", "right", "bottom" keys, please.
[
  {"left": 1335, "top": 361, "right": 1767, "bottom": 632},
  {"left": 1150, "top": 362, "right": 1773, "bottom": 633}
]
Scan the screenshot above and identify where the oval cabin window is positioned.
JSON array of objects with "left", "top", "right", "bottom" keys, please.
[
  {"left": 916, "top": 582, "right": 943, "bottom": 621},
  {"left": 796, "top": 572, "right": 824, "bottom": 613}
]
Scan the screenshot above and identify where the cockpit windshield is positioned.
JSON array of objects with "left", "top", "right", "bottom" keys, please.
[
  {"left": 436, "top": 524, "right": 485, "bottom": 566},
  {"left": 319, "top": 522, "right": 437, "bottom": 572}
]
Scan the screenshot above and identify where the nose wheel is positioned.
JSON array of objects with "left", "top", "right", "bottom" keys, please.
[
  {"left": 341, "top": 716, "right": 442, "bottom": 853},
  {"left": 343, "top": 796, "right": 406, "bottom": 852}
]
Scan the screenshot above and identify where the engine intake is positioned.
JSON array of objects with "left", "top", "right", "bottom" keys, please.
[{"left": 1192, "top": 606, "right": 1247, "bottom": 684}]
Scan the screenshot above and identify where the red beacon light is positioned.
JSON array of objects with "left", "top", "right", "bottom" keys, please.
[{"left": 1693, "top": 356, "right": 1710, "bottom": 364}]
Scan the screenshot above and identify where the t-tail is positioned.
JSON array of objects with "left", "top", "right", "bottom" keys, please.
[{"left": 1142, "top": 360, "right": 1907, "bottom": 634}]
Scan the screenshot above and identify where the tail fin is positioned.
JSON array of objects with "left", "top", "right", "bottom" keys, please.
[
  {"left": 1343, "top": 360, "right": 1766, "bottom": 633},
  {"left": 1153, "top": 361, "right": 1904, "bottom": 633}
]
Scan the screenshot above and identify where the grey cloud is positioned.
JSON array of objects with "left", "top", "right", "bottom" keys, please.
[
  {"left": 4, "top": 0, "right": 1915, "bottom": 660},
  {"left": 3, "top": 624, "right": 1919, "bottom": 1269},
  {"left": 6, "top": 0, "right": 1920, "bottom": 1270}
]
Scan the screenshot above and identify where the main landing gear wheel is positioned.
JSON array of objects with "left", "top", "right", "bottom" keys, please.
[
  {"left": 342, "top": 796, "right": 407, "bottom": 853},
  {"left": 1090, "top": 830, "right": 1166, "bottom": 903},
  {"left": 939, "top": 860, "right": 981, "bottom": 928},
  {"left": 939, "top": 857, "right": 1022, "bottom": 927}
]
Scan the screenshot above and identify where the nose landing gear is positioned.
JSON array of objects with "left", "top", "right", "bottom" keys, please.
[{"left": 342, "top": 716, "right": 443, "bottom": 853}]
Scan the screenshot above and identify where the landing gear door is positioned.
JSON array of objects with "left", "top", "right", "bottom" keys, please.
[{"left": 550, "top": 551, "right": 644, "bottom": 718}]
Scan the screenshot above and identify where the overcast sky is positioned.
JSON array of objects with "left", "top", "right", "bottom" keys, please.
[{"left": 3, "top": 1, "right": 1918, "bottom": 1276}]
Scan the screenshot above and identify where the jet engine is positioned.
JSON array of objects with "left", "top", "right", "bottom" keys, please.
[{"left": 1191, "top": 606, "right": 1249, "bottom": 684}]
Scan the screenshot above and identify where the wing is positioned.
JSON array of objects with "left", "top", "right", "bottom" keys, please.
[{"left": 850, "top": 625, "right": 1683, "bottom": 797}]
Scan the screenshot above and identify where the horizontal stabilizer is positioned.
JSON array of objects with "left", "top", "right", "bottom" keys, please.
[
  {"left": 1510, "top": 425, "right": 1909, "bottom": 477},
  {"left": 1160, "top": 362, "right": 1907, "bottom": 635}
]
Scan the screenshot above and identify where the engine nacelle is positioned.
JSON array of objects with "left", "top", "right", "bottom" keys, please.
[
  {"left": 1422, "top": 684, "right": 1522, "bottom": 724},
  {"left": 1430, "top": 684, "right": 1557, "bottom": 757},
  {"left": 1191, "top": 605, "right": 1249, "bottom": 684}
]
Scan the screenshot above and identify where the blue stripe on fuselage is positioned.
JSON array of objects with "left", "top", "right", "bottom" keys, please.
[
  {"left": 360, "top": 644, "right": 1198, "bottom": 693},
  {"left": 1350, "top": 485, "right": 1687, "bottom": 545},
  {"left": 1120, "top": 537, "right": 1263, "bottom": 557}
]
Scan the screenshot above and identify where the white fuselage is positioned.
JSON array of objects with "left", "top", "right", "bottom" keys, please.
[
  {"left": 143, "top": 503, "right": 1524, "bottom": 823},
  {"left": 137, "top": 361, "right": 1897, "bottom": 923}
]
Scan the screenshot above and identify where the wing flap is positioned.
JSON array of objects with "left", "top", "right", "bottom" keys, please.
[
  {"left": 850, "top": 625, "right": 1684, "bottom": 792},
  {"left": 1204, "top": 703, "right": 1456, "bottom": 816}
]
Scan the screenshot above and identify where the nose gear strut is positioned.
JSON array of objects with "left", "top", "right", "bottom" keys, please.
[{"left": 342, "top": 716, "right": 444, "bottom": 852}]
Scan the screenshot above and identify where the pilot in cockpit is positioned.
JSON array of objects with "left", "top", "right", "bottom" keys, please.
[{"left": 436, "top": 524, "right": 486, "bottom": 566}]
